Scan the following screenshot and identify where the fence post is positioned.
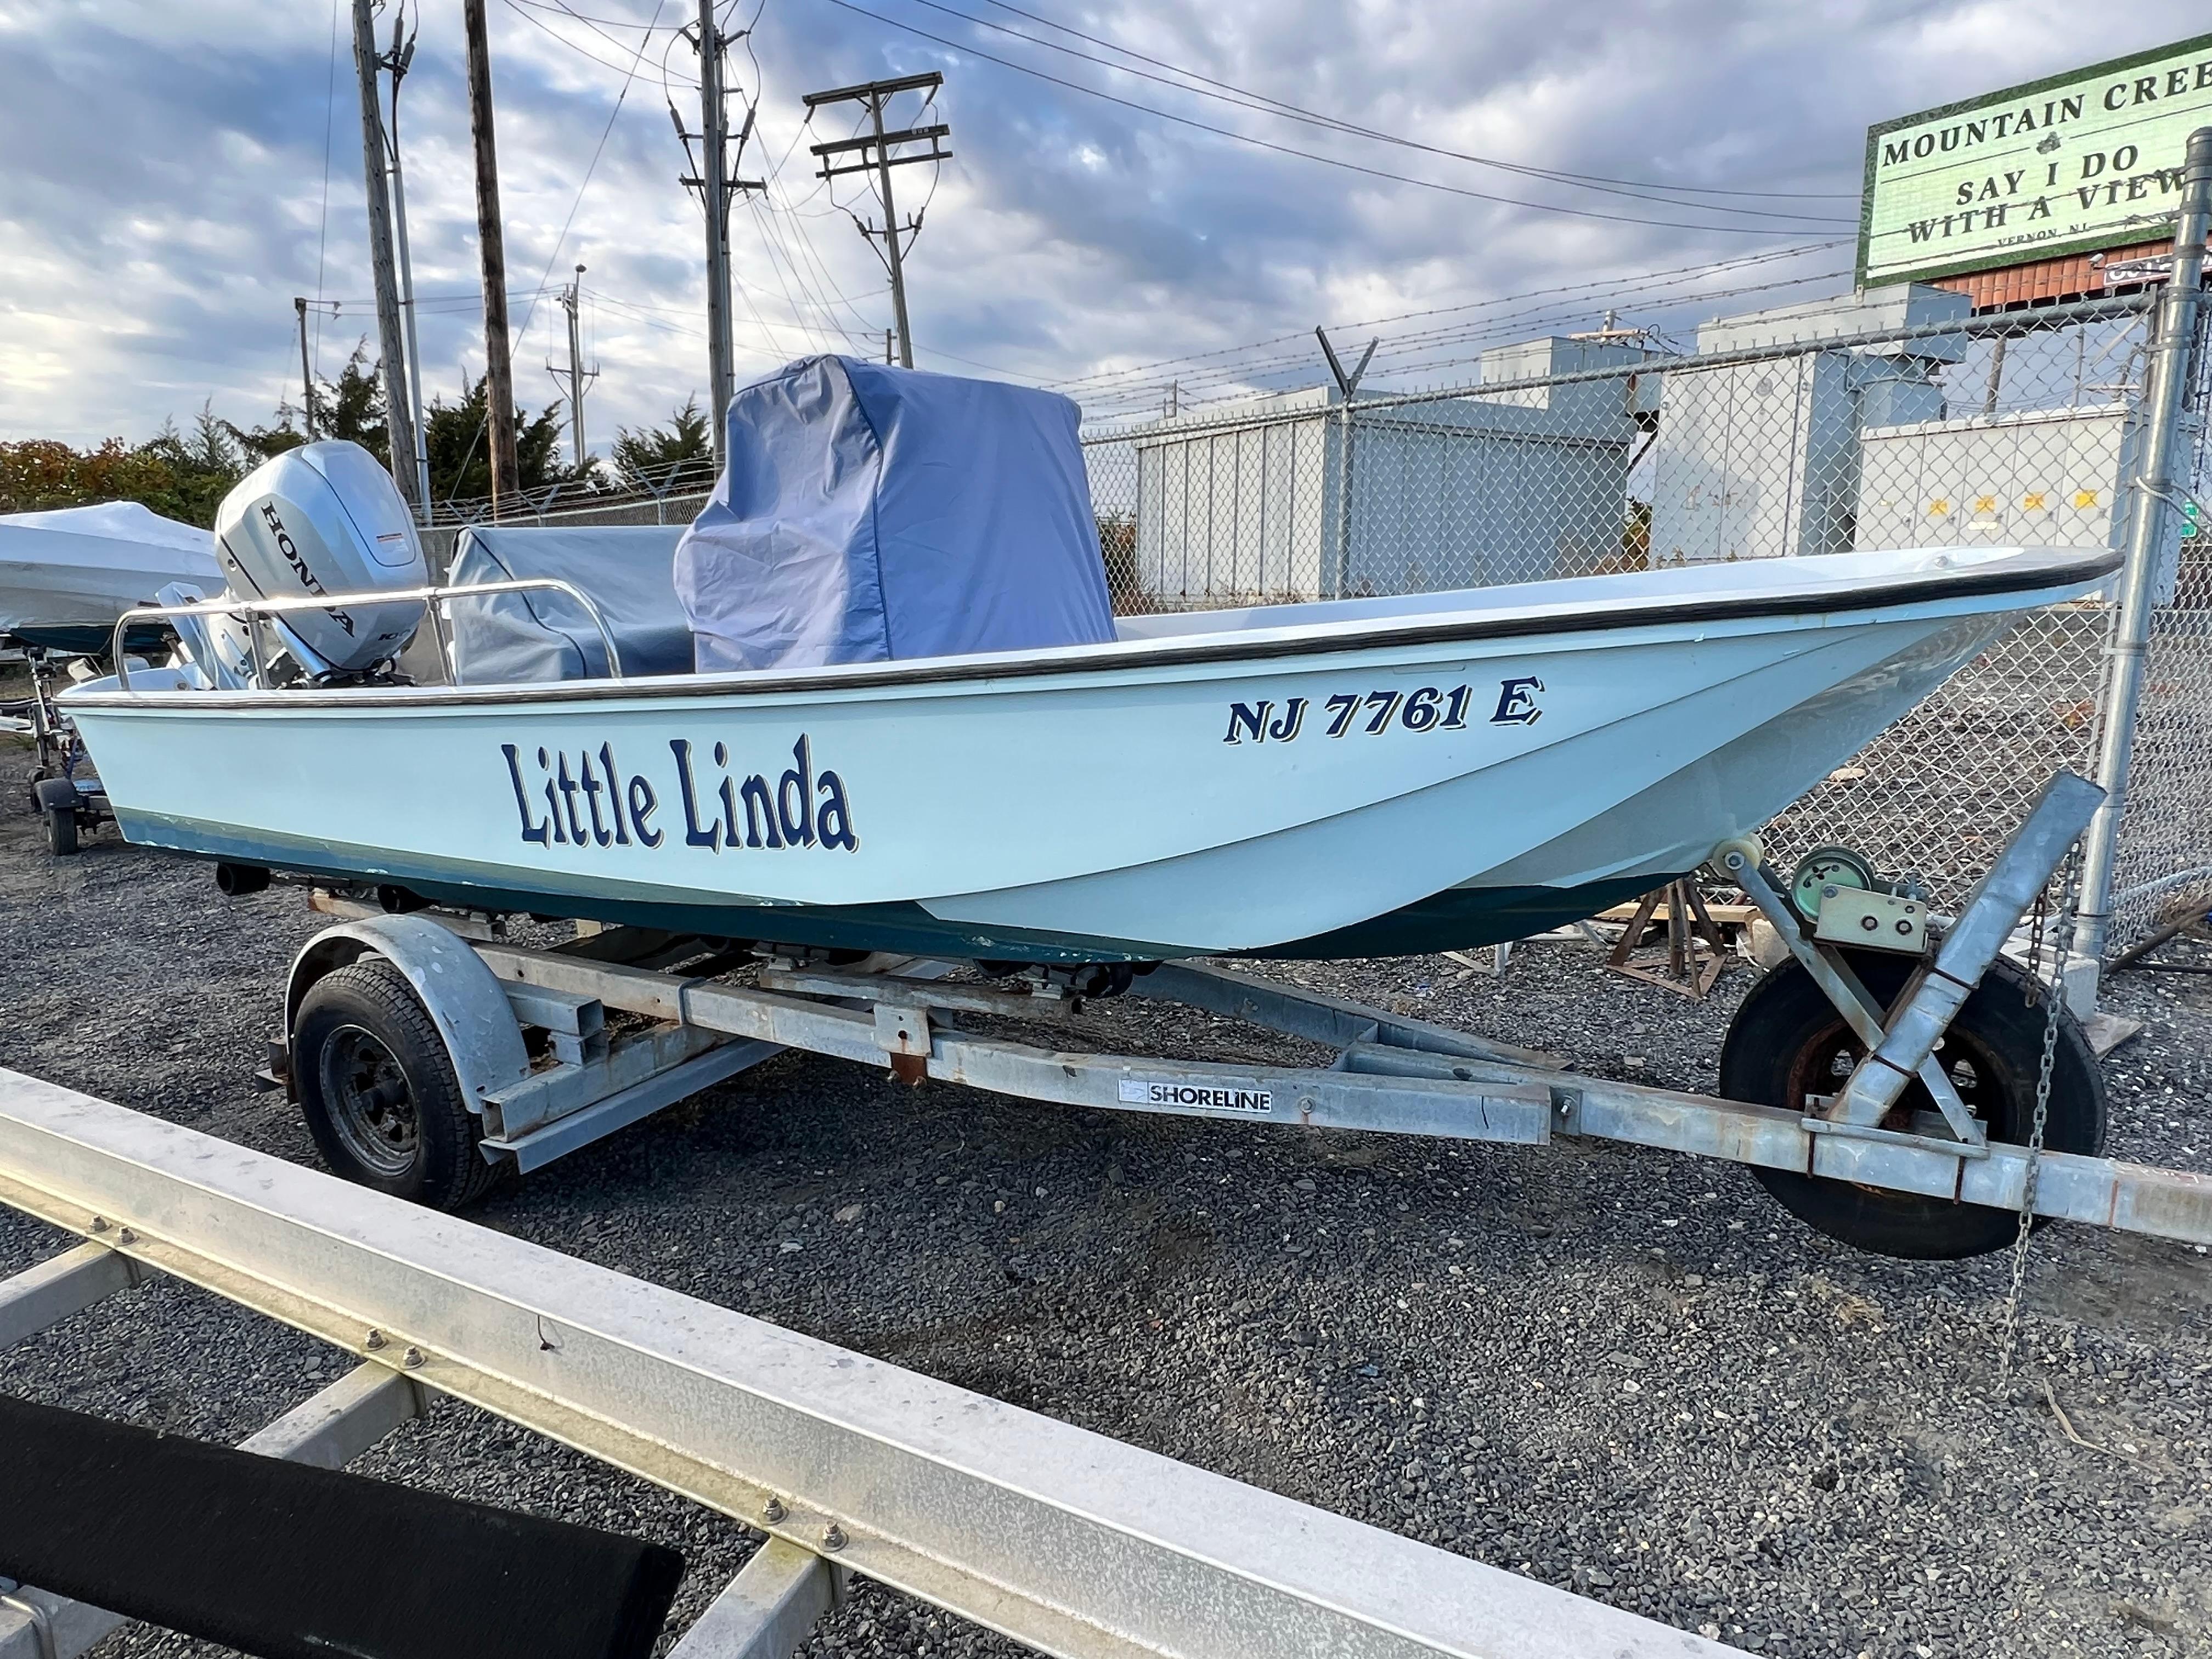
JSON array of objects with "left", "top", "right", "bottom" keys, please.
[
  {"left": 1316, "top": 329, "right": 1376, "bottom": 600},
  {"left": 2076, "top": 126, "right": 2212, "bottom": 973}
]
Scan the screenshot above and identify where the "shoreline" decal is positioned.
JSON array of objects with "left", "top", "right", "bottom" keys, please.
[{"left": 1117, "top": 1079, "right": 1275, "bottom": 1113}]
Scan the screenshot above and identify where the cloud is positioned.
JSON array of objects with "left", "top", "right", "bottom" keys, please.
[{"left": 0, "top": 0, "right": 2205, "bottom": 451}]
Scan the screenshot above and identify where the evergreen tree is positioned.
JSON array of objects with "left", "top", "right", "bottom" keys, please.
[
  {"left": 424, "top": 373, "right": 575, "bottom": 504},
  {"left": 611, "top": 396, "right": 713, "bottom": 488},
  {"left": 319, "top": 343, "right": 390, "bottom": 460}
]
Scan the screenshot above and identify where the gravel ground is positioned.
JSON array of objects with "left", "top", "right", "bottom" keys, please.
[{"left": 1, "top": 736, "right": 2209, "bottom": 1659}]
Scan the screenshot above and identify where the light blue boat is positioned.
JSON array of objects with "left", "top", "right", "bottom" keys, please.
[{"left": 58, "top": 384, "right": 2117, "bottom": 967}]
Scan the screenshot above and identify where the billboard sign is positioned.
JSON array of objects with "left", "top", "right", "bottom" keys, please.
[{"left": 1859, "top": 33, "right": 2212, "bottom": 289}]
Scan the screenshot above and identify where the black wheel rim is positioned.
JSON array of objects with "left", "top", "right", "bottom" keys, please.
[
  {"left": 1785, "top": 1015, "right": 2023, "bottom": 1150},
  {"left": 319, "top": 1024, "right": 420, "bottom": 1178}
]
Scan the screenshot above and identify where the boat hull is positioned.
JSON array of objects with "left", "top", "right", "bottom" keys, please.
[{"left": 64, "top": 561, "right": 2065, "bottom": 961}]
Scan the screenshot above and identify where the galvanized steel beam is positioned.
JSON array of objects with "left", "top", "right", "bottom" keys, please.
[
  {"left": 481, "top": 943, "right": 1557, "bottom": 1142},
  {"left": 0, "top": 1069, "right": 1742, "bottom": 1659},
  {"left": 0, "top": 1241, "right": 139, "bottom": 1351},
  {"left": 668, "top": 1540, "right": 839, "bottom": 1658}
]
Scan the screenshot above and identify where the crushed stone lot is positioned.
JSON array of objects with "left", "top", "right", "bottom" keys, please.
[{"left": 1, "top": 740, "right": 2209, "bottom": 1659}]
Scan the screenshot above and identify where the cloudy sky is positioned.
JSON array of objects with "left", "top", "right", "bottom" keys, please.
[{"left": 0, "top": 1, "right": 2204, "bottom": 456}]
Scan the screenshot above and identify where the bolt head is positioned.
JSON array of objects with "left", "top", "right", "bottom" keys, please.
[
  {"left": 761, "top": 1497, "right": 786, "bottom": 1523},
  {"left": 89, "top": 1216, "right": 110, "bottom": 1233},
  {"left": 821, "top": 1523, "right": 847, "bottom": 1551},
  {"left": 402, "top": 1346, "right": 426, "bottom": 1369},
  {"left": 1860, "top": 914, "right": 1879, "bottom": 930},
  {"left": 365, "top": 1329, "right": 388, "bottom": 1351}
]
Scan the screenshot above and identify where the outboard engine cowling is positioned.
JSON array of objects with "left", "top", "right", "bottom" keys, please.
[{"left": 213, "top": 441, "right": 426, "bottom": 678}]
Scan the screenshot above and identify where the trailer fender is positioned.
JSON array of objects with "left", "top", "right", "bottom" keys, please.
[{"left": 284, "top": 915, "right": 532, "bottom": 1116}]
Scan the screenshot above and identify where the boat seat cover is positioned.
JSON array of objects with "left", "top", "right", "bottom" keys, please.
[
  {"left": 446, "top": 525, "right": 695, "bottom": 682},
  {"left": 0, "top": 499, "right": 221, "bottom": 644},
  {"left": 675, "top": 357, "right": 1115, "bottom": 671}
]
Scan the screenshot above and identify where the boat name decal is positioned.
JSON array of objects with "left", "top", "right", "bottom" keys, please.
[
  {"left": 1116, "top": 1079, "right": 1274, "bottom": 1114},
  {"left": 259, "top": 502, "right": 355, "bottom": 636},
  {"left": 501, "top": 735, "right": 859, "bottom": 854},
  {"left": 1221, "top": 678, "right": 1544, "bottom": 743}
]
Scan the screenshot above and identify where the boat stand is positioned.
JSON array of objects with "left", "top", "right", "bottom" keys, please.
[
  {"left": 1604, "top": 879, "right": 1731, "bottom": 1000},
  {"left": 267, "top": 770, "right": 2210, "bottom": 1256}
]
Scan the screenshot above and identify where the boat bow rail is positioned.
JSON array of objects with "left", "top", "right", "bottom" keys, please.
[{"left": 0, "top": 1070, "right": 1745, "bottom": 1659}]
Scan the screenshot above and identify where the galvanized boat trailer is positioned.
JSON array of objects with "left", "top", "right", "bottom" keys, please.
[
  {"left": 264, "top": 769, "right": 2211, "bottom": 1259},
  {"left": 4, "top": 648, "right": 114, "bottom": 856}
]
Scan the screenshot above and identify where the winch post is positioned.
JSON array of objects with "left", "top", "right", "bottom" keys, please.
[
  {"left": 1829, "top": 772, "right": 2103, "bottom": 1126},
  {"left": 1712, "top": 841, "right": 1982, "bottom": 1144}
]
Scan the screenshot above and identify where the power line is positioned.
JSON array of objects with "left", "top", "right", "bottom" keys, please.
[
  {"left": 975, "top": 0, "right": 1855, "bottom": 204},
  {"left": 498, "top": 0, "right": 697, "bottom": 86},
  {"left": 822, "top": 0, "right": 1852, "bottom": 236},
  {"left": 1046, "top": 242, "right": 1841, "bottom": 398},
  {"left": 899, "top": 0, "right": 1854, "bottom": 223},
  {"left": 311, "top": 0, "right": 341, "bottom": 394},
  {"left": 507, "top": 0, "right": 686, "bottom": 28},
  {"left": 1073, "top": 256, "right": 1854, "bottom": 417}
]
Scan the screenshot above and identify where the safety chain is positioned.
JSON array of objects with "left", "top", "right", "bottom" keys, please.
[
  {"left": 2023, "top": 880, "right": 2050, "bottom": 1006},
  {"left": 1997, "top": 842, "right": 2084, "bottom": 1381}
]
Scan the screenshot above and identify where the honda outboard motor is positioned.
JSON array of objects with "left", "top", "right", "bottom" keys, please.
[{"left": 211, "top": 441, "right": 426, "bottom": 680}]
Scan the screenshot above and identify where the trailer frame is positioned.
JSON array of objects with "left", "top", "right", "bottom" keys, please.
[{"left": 269, "top": 771, "right": 2212, "bottom": 1252}]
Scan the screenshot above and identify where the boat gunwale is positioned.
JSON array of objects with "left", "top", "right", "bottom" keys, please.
[{"left": 59, "top": 546, "right": 2119, "bottom": 714}]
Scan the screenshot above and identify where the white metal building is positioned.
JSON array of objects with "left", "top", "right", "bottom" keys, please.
[{"left": 1127, "top": 337, "right": 1651, "bottom": 606}]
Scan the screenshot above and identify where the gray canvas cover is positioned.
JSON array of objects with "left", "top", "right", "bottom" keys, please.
[
  {"left": 675, "top": 357, "right": 1116, "bottom": 672},
  {"left": 447, "top": 525, "right": 694, "bottom": 684}
]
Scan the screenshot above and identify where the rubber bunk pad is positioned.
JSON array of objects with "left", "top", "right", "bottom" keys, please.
[{"left": 0, "top": 1392, "right": 684, "bottom": 1659}]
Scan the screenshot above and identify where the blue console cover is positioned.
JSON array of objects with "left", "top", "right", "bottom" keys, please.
[{"left": 676, "top": 357, "right": 1114, "bottom": 671}]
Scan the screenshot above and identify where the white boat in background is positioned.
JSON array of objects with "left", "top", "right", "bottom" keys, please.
[
  {"left": 61, "top": 451, "right": 2117, "bottom": 960},
  {"left": 0, "top": 501, "right": 222, "bottom": 654}
]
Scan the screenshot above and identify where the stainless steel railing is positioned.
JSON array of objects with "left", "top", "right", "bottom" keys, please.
[{"left": 109, "top": 577, "right": 625, "bottom": 690}]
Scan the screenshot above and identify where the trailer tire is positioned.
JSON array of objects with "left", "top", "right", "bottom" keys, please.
[
  {"left": 294, "top": 960, "right": 495, "bottom": 1210},
  {"left": 1719, "top": 950, "right": 2106, "bottom": 1260},
  {"left": 33, "top": 778, "right": 80, "bottom": 855}
]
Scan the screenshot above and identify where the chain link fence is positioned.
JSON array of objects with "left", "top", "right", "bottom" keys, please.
[
  {"left": 1081, "top": 286, "right": 2211, "bottom": 955},
  {"left": 2102, "top": 310, "right": 2212, "bottom": 950}
]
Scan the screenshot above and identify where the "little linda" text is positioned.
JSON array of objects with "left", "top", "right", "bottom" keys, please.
[{"left": 500, "top": 734, "right": 859, "bottom": 854}]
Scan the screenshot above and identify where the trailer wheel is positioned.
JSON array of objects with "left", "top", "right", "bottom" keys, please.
[
  {"left": 294, "top": 960, "right": 495, "bottom": 1210},
  {"left": 33, "top": 778, "right": 80, "bottom": 856},
  {"left": 1719, "top": 950, "right": 2106, "bottom": 1260}
]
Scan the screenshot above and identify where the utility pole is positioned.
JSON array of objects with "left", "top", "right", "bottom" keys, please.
[
  {"left": 379, "top": 4, "right": 431, "bottom": 518},
  {"left": 463, "top": 0, "right": 521, "bottom": 515},
  {"left": 697, "top": 0, "right": 732, "bottom": 458},
  {"left": 804, "top": 72, "right": 949, "bottom": 370},
  {"left": 294, "top": 297, "right": 317, "bottom": 439},
  {"left": 548, "top": 266, "right": 599, "bottom": 472},
  {"left": 675, "top": 9, "right": 763, "bottom": 467},
  {"left": 349, "top": 0, "right": 421, "bottom": 513}
]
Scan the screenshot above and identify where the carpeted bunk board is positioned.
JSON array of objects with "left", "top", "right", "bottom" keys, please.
[{"left": 0, "top": 1392, "right": 685, "bottom": 1659}]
